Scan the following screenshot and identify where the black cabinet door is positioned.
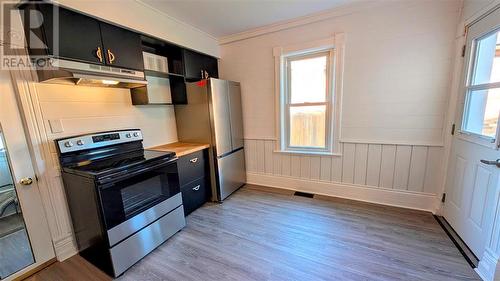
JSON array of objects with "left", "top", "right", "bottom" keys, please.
[
  {"left": 204, "top": 56, "right": 219, "bottom": 79},
  {"left": 100, "top": 23, "right": 144, "bottom": 70},
  {"left": 37, "top": 5, "right": 103, "bottom": 64},
  {"left": 181, "top": 177, "right": 209, "bottom": 216},
  {"left": 183, "top": 49, "right": 219, "bottom": 80},
  {"left": 183, "top": 49, "right": 205, "bottom": 79},
  {"left": 177, "top": 150, "right": 206, "bottom": 187}
]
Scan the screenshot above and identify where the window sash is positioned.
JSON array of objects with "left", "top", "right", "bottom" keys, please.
[
  {"left": 283, "top": 50, "right": 333, "bottom": 152},
  {"left": 462, "top": 86, "right": 500, "bottom": 141}
]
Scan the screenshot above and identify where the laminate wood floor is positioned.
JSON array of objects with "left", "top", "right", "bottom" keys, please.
[{"left": 25, "top": 185, "right": 480, "bottom": 281}]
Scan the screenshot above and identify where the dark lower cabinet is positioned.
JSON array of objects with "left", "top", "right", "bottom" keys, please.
[
  {"left": 177, "top": 150, "right": 205, "bottom": 187},
  {"left": 178, "top": 149, "right": 210, "bottom": 215},
  {"left": 181, "top": 177, "right": 209, "bottom": 215}
]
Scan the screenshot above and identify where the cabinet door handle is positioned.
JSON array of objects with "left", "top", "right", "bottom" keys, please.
[
  {"left": 192, "top": 185, "right": 200, "bottom": 191},
  {"left": 189, "top": 157, "right": 198, "bottom": 163},
  {"left": 96, "top": 47, "right": 103, "bottom": 63},
  {"left": 107, "top": 49, "right": 115, "bottom": 64}
]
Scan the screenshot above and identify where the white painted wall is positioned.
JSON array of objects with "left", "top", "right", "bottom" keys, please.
[
  {"left": 56, "top": 0, "right": 220, "bottom": 57},
  {"left": 220, "top": 0, "right": 462, "bottom": 211},
  {"left": 220, "top": 0, "right": 461, "bottom": 145},
  {"left": 34, "top": 83, "right": 177, "bottom": 149}
]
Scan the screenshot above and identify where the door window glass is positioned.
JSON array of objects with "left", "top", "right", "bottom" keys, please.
[
  {"left": 0, "top": 131, "right": 34, "bottom": 279},
  {"left": 463, "top": 30, "right": 500, "bottom": 139}
]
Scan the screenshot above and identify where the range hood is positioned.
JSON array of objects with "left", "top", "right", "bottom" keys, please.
[{"left": 36, "top": 58, "right": 147, "bottom": 89}]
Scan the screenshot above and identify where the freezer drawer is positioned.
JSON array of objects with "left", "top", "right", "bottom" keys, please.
[{"left": 217, "top": 148, "right": 246, "bottom": 201}]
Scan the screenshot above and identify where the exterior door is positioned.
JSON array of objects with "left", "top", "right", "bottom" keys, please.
[
  {"left": 443, "top": 7, "right": 500, "bottom": 258},
  {"left": 0, "top": 71, "right": 54, "bottom": 280}
]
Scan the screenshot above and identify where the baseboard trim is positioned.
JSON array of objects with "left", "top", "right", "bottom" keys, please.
[
  {"left": 476, "top": 248, "right": 499, "bottom": 281},
  {"left": 247, "top": 173, "right": 440, "bottom": 213},
  {"left": 53, "top": 234, "right": 78, "bottom": 261},
  {"left": 12, "top": 258, "right": 56, "bottom": 281}
]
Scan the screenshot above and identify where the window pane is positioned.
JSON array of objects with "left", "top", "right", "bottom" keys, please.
[
  {"left": 464, "top": 88, "right": 500, "bottom": 138},
  {"left": 471, "top": 30, "right": 500, "bottom": 85},
  {"left": 289, "top": 106, "right": 326, "bottom": 148},
  {"left": 290, "top": 55, "right": 327, "bottom": 103}
]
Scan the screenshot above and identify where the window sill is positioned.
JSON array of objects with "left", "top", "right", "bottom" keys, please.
[{"left": 274, "top": 150, "right": 342, "bottom": 157}]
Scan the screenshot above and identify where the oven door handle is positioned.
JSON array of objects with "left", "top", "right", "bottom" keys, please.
[{"left": 97, "top": 158, "right": 177, "bottom": 186}]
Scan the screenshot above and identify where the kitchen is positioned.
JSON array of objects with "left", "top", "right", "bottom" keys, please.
[{"left": 0, "top": 0, "right": 500, "bottom": 280}]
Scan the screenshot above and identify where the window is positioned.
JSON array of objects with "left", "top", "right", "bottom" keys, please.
[
  {"left": 462, "top": 28, "right": 500, "bottom": 140},
  {"left": 285, "top": 52, "right": 331, "bottom": 151},
  {"left": 274, "top": 36, "right": 343, "bottom": 155}
]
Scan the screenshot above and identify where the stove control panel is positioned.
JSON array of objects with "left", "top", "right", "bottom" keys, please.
[{"left": 56, "top": 129, "right": 143, "bottom": 154}]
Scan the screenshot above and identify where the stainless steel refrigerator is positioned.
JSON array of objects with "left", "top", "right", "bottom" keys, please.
[{"left": 175, "top": 78, "right": 246, "bottom": 202}]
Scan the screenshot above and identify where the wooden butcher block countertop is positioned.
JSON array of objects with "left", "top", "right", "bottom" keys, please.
[{"left": 148, "top": 142, "right": 210, "bottom": 157}]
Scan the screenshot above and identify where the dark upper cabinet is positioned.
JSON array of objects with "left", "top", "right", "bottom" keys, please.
[
  {"left": 183, "top": 49, "right": 205, "bottom": 79},
  {"left": 23, "top": 4, "right": 143, "bottom": 70},
  {"left": 205, "top": 56, "right": 218, "bottom": 79},
  {"left": 100, "top": 23, "right": 144, "bottom": 70},
  {"left": 183, "top": 49, "right": 218, "bottom": 80},
  {"left": 28, "top": 4, "right": 103, "bottom": 64}
]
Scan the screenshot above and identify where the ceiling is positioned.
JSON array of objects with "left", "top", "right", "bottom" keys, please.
[{"left": 140, "top": 0, "right": 354, "bottom": 38}]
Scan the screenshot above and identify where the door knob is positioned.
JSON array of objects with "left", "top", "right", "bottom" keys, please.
[
  {"left": 480, "top": 159, "right": 500, "bottom": 168},
  {"left": 19, "top": 177, "right": 33, "bottom": 185}
]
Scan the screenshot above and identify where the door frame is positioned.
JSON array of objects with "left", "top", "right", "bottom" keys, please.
[
  {"left": 439, "top": 2, "right": 500, "bottom": 280},
  {"left": 7, "top": 52, "right": 78, "bottom": 260}
]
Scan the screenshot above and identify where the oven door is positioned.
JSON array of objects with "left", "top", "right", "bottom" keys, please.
[{"left": 97, "top": 160, "right": 180, "bottom": 232}]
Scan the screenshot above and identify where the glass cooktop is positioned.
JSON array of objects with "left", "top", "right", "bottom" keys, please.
[{"left": 65, "top": 149, "right": 176, "bottom": 175}]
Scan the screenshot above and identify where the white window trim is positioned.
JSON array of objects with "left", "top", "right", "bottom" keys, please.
[{"left": 273, "top": 34, "right": 345, "bottom": 155}]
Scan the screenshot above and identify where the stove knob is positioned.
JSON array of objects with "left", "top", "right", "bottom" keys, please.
[
  {"left": 133, "top": 132, "right": 139, "bottom": 137},
  {"left": 125, "top": 133, "right": 132, "bottom": 138},
  {"left": 76, "top": 140, "right": 84, "bottom": 146},
  {"left": 64, "top": 141, "right": 73, "bottom": 148}
]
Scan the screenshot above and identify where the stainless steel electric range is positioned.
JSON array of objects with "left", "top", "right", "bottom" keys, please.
[{"left": 56, "top": 129, "right": 185, "bottom": 277}]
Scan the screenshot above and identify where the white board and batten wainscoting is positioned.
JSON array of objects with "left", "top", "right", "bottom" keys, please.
[{"left": 245, "top": 140, "right": 444, "bottom": 212}]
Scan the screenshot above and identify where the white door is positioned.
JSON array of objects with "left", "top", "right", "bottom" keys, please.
[
  {"left": 0, "top": 70, "right": 55, "bottom": 280},
  {"left": 443, "top": 7, "right": 500, "bottom": 258}
]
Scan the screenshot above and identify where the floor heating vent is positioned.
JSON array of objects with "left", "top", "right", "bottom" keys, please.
[{"left": 293, "top": 191, "right": 314, "bottom": 198}]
